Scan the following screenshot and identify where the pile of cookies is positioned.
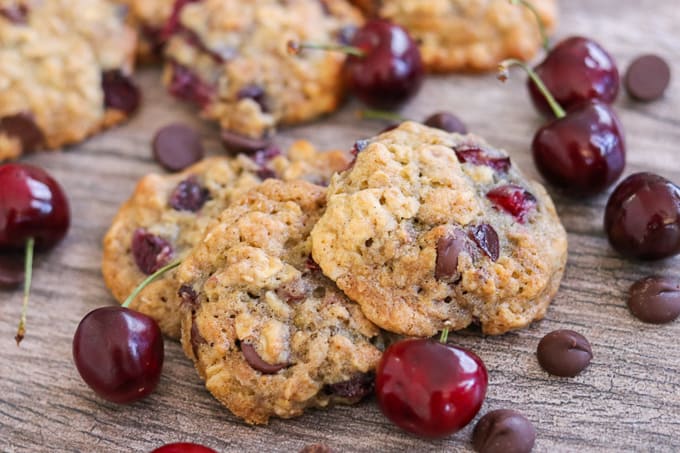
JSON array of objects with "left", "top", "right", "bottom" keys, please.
[{"left": 102, "top": 121, "right": 567, "bottom": 424}]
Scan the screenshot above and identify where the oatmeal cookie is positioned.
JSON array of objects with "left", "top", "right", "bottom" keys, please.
[
  {"left": 351, "top": 0, "right": 557, "bottom": 72},
  {"left": 177, "top": 179, "right": 382, "bottom": 425},
  {"left": 311, "top": 122, "right": 567, "bottom": 336},
  {"left": 0, "top": 0, "right": 138, "bottom": 161},
  {"left": 102, "top": 141, "right": 352, "bottom": 339},
  {"left": 163, "top": 0, "right": 363, "bottom": 141}
]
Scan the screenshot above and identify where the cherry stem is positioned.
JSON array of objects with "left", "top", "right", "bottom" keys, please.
[
  {"left": 287, "top": 40, "right": 366, "bottom": 58},
  {"left": 439, "top": 327, "right": 450, "bottom": 344},
  {"left": 15, "top": 237, "right": 34, "bottom": 345},
  {"left": 122, "top": 259, "right": 181, "bottom": 309},
  {"left": 509, "top": 0, "right": 550, "bottom": 52},
  {"left": 359, "top": 109, "right": 406, "bottom": 122},
  {"left": 499, "top": 58, "right": 566, "bottom": 119}
]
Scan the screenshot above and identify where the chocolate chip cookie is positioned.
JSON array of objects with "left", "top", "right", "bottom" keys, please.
[
  {"left": 311, "top": 122, "right": 567, "bottom": 336},
  {"left": 162, "top": 0, "right": 363, "bottom": 142},
  {"left": 351, "top": 0, "right": 557, "bottom": 72},
  {"left": 177, "top": 179, "right": 382, "bottom": 425},
  {"left": 102, "top": 141, "right": 352, "bottom": 339},
  {"left": 0, "top": 0, "right": 139, "bottom": 161}
]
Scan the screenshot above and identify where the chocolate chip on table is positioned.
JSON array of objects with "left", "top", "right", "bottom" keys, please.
[
  {"left": 628, "top": 276, "right": 680, "bottom": 324},
  {"left": 152, "top": 124, "right": 204, "bottom": 172},
  {"left": 537, "top": 329, "right": 593, "bottom": 377},
  {"left": 435, "top": 228, "right": 469, "bottom": 281},
  {"left": 168, "top": 176, "right": 209, "bottom": 212},
  {"left": 102, "top": 70, "right": 141, "bottom": 115},
  {"left": 221, "top": 129, "right": 272, "bottom": 154},
  {"left": 424, "top": 112, "right": 467, "bottom": 134},
  {"left": 470, "top": 224, "right": 500, "bottom": 262},
  {"left": 472, "top": 409, "right": 536, "bottom": 453},
  {"left": 625, "top": 54, "right": 671, "bottom": 102},
  {"left": 240, "top": 342, "right": 288, "bottom": 374},
  {"left": 324, "top": 372, "right": 375, "bottom": 402},
  {"left": 0, "top": 112, "right": 45, "bottom": 152},
  {"left": 0, "top": 253, "right": 24, "bottom": 289},
  {"left": 131, "top": 228, "right": 173, "bottom": 275}
]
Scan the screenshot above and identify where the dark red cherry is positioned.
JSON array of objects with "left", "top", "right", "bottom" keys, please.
[
  {"left": 151, "top": 443, "right": 217, "bottom": 453},
  {"left": 73, "top": 306, "right": 164, "bottom": 404},
  {"left": 344, "top": 19, "right": 424, "bottom": 109},
  {"left": 529, "top": 37, "right": 620, "bottom": 117},
  {"left": 0, "top": 163, "right": 70, "bottom": 250},
  {"left": 604, "top": 173, "right": 680, "bottom": 260},
  {"left": 376, "top": 338, "right": 487, "bottom": 438}
]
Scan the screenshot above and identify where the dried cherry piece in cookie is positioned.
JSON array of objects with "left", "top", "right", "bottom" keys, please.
[
  {"left": 435, "top": 228, "right": 469, "bottom": 281},
  {"left": 486, "top": 185, "right": 537, "bottom": 223},
  {"left": 240, "top": 342, "right": 288, "bottom": 374},
  {"left": 324, "top": 372, "right": 374, "bottom": 402},
  {"left": 0, "top": 113, "right": 45, "bottom": 153},
  {"left": 167, "top": 63, "right": 215, "bottom": 108},
  {"left": 178, "top": 284, "right": 198, "bottom": 308},
  {"left": 168, "top": 176, "right": 209, "bottom": 212},
  {"left": 159, "top": 0, "right": 202, "bottom": 41},
  {"left": 237, "top": 84, "right": 269, "bottom": 113},
  {"left": 102, "top": 70, "right": 140, "bottom": 115},
  {"left": 131, "top": 228, "right": 173, "bottom": 275},
  {"left": 153, "top": 124, "right": 204, "bottom": 172},
  {"left": 470, "top": 224, "right": 499, "bottom": 262},
  {"left": 0, "top": 4, "right": 28, "bottom": 24},
  {"left": 454, "top": 147, "right": 510, "bottom": 173}
]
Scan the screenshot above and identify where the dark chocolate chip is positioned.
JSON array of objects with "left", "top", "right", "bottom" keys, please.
[
  {"left": 167, "top": 63, "right": 215, "bottom": 107},
  {"left": 455, "top": 147, "right": 511, "bottom": 173},
  {"left": 0, "top": 112, "right": 45, "bottom": 152},
  {"left": 324, "top": 372, "right": 374, "bottom": 402},
  {"left": 472, "top": 409, "right": 536, "bottom": 453},
  {"left": 152, "top": 123, "right": 204, "bottom": 172},
  {"left": 240, "top": 342, "right": 288, "bottom": 374},
  {"left": 0, "top": 252, "right": 24, "bottom": 289},
  {"left": 252, "top": 146, "right": 282, "bottom": 179},
  {"left": 102, "top": 70, "right": 140, "bottom": 115},
  {"left": 424, "top": 112, "right": 467, "bottom": 134},
  {"left": 537, "top": 329, "right": 592, "bottom": 377},
  {"left": 190, "top": 318, "right": 207, "bottom": 358},
  {"left": 276, "top": 278, "right": 310, "bottom": 303},
  {"left": 300, "top": 444, "right": 333, "bottom": 453},
  {"left": 435, "top": 229, "right": 469, "bottom": 281},
  {"left": 178, "top": 284, "right": 198, "bottom": 308},
  {"left": 628, "top": 276, "right": 680, "bottom": 324},
  {"left": 131, "top": 228, "right": 173, "bottom": 275},
  {"left": 0, "top": 4, "right": 28, "bottom": 24},
  {"left": 168, "top": 176, "right": 209, "bottom": 212},
  {"left": 625, "top": 54, "right": 671, "bottom": 102},
  {"left": 221, "top": 129, "right": 271, "bottom": 154},
  {"left": 470, "top": 224, "right": 500, "bottom": 262},
  {"left": 237, "top": 84, "right": 268, "bottom": 113}
]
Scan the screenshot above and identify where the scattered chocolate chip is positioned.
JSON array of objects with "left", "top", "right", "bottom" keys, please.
[
  {"left": 435, "top": 229, "right": 469, "bottom": 281},
  {"left": 628, "top": 276, "right": 680, "bottom": 324},
  {"left": 324, "top": 373, "right": 374, "bottom": 402},
  {"left": 168, "top": 176, "right": 209, "bottom": 211},
  {"left": 276, "top": 278, "right": 310, "bottom": 303},
  {"left": 190, "top": 318, "right": 207, "bottom": 358},
  {"left": 102, "top": 70, "right": 140, "bottom": 115},
  {"left": 470, "top": 224, "right": 500, "bottom": 262},
  {"left": 424, "top": 112, "right": 467, "bottom": 134},
  {"left": 131, "top": 229, "right": 173, "bottom": 275},
  {"left": 237, "top": 84, "right": 268, "bottom": 112},
  {"left": 240, "top": 342, "right": 288, "bottom": 374},
  {"left": 537, "top": 329, "right": 592, "bottom": 377},
  {"left": 472, "top": 409, "right": 536, "bottom": 453},
  {"left": 300, "top": 444, "right": 333, "bottom": 453},
  {"left": 455, "top": 147, "right": 511, "bottom": 173},
  {"left": 167, "top": 63, "right": 215, "bottom": 107},
  {"left": 221, "top": 129, "right": 271, "bottom": 154},
  {"left": 625, "top": 54, "right": 671, "bottom": 102},
  {"left": 178, "top": 284, "right": 198, "bottom": 308},
  {"left": 152, "top": 123, "right": 204, "bottom": 172},
  {"left": 0, "top": 252, "right": 24, "bottom": 289},
  {"left": 0, "top": 112, "right": 45, "bottom": 152},
  {"left": 0, "top": 4, "right": 29, "bottom": 24}
]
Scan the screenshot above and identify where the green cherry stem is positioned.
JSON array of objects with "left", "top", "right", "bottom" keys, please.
[
  {"left": 121, "top": 259, "right": 182, "bottom": 309},
  {"left": 359, "top": 109, "right": 406, "bottom": 122},
  {"left": 499, "top": 58, "right": 566, "bottom": 119},
  {"left": 287, "top": 40, "right": 366, "bottom": 58},
  {"left": 15, "top": 237, "right": 34, "bottom": 345},
  {"left": 509, "top": 0, "right": 550, "bottom": 52},
  {"left": 439, "top": 327, "right": 450, "bottom": 344}
]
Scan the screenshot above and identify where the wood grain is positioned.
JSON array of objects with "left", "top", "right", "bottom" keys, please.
[{"left": 1, "top": 1, "right": 679, "bottom": 451}]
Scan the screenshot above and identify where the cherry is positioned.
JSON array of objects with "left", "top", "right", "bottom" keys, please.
[
  {"left": 151, "top": 443, "right": 217, "bottom": 453},
  {"left": 528, "top": 37, "right": 620, "bottom": 117},
  {"left": 376, "top": 330, "right": 488, "bottom": 438},
  {"left": 604, "top": 173, "right": 680, "bottom": 260},
  {"left": 0, "top": 163, "right": 70, "bottom": 343},
  {"left": 289, "top": 19, "right": 424, "bottom": 110},
  {"left": 501, "top": 60, "right": 626, "bottom": 196},
  {"left": 73, "top": 261, "right": 180, "bottom": 403}
]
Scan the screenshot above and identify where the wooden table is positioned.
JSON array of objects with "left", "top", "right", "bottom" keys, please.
[{"left": 2, "top": 1, "right": 679, "bottom": 451}]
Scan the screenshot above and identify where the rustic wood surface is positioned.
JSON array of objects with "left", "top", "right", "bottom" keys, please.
[{"left": 2, "top": 1, "right": 679, "bottom": 451}]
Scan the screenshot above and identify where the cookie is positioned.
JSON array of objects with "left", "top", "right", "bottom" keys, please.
[
  {"left": 311, "top": 122, "right": 567, "bottom": 336},
  {"left": 176, "top": 179, "right": 382, "bottom": 425},
  {"left": 0, "top": 0, "right": 139, "bottom": 161},
  {"left": 162, "top": 0, "right": 363, "bottom": 141},
  {"left": 102, "top": 140, "right": 352, "bottom": 339},
  {"left": 351, "top": 0, "right": 557, "bottom": 72}
]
